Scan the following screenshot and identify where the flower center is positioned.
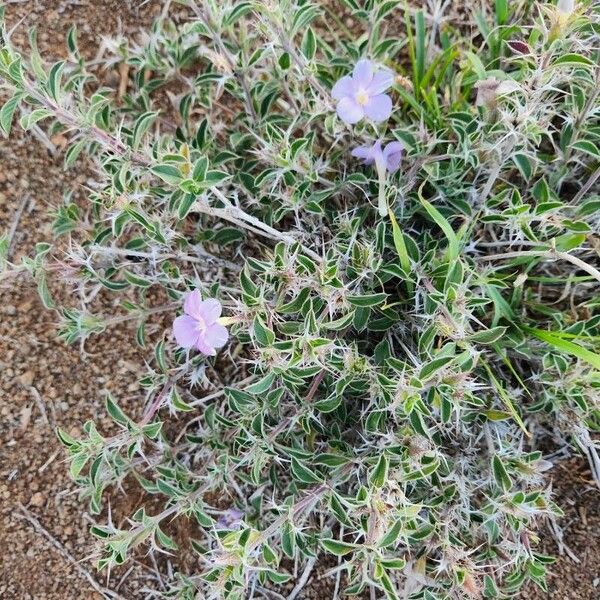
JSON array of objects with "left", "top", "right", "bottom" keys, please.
[
  {"left": 195, "top": 316, "right": 207, "bottom": 333},
  {"left": 355, "top": 89, "right": 370, "bottom": 106}
]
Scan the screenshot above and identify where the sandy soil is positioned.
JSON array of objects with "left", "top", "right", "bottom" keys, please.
[{"left": 0, "top": 1, "right": 598, "bottom": 599}]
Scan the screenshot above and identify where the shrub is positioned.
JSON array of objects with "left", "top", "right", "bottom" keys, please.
[{"left": 1, "top": 0, "right": 600, "bottom": 597}]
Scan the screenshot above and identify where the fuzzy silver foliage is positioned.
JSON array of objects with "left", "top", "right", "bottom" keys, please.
[{"left": 1, "top": 0, "right": 600, "bottom": 598}]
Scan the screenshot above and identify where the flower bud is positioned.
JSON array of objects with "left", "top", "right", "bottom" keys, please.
[
  {"left": 551, "top": 0, "right": 576, "bottom": 39},
  {"left": 557, "top": 0, "right": 575, "bottom": 16}
]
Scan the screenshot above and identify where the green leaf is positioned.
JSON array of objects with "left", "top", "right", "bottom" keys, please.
[
  {"left": 551, "top": 53, "right": 594, "bottom": 68},
  {"left": 156, "top": 526, "right": 178, "bottom": 551},
  {"left": 205, "top": 170, "right": 230, "bottom": 185},
  {"left": 347, "top": 293, "right": 387, "bottom": 307},
  {"left": 419, "top": 355, "right": 454, "bottom": 380},
  {"left": 170, "top": 387, "right": 194, "bottom": 412},
  {"left": 240, "top": 266, "right": 259, "bottom": 302},
  {"left": 105, "top": 394, "right": 129, "bottom": 426},
  {"left": 281, "top": 522, "right": 295, "bottom": 557},
  {"left": 265, "top": 569, "right": 291, "bottom": 584},
  {"left": 151, "top": 164, "right": 182, "bottom": 185},
  {"left": 379, "top": 558, "right": 406, "bottom": 570},
  {"left": 301, "top": 27, "right": 316, "bottom": 60},
  {"left": 314, "top": 453, "right": 349, "bottom": 467},
  {"left": 37, "top": 275, "right": 54, "bottom": 309},
  {"left": 69, "top": 453, "right": 89, "bottom": 479},
  {"left": 131, "top": 112, "right": 157, "bottom": 149},
  {"left": 512, "top": 153, "right": 533, "bottom": 179},
  {"left": 224, "top": 1, "right": 253, "bottom": 26},
  {"left": 483, "top": 409, "right": 512, "bottom": 421},
  {"left": 246, "top": 373, "right": 276, "bottom": 394},
  {"left": 20, "top": 108, "right": 53, "bottom": 130},
  {"left": 321, "top": 538, "right": 358, "bottom": 556},
  {"left": 377, "top": 1, "right": 400, "bottom": 19},
  {"left": 370, "top": 454, "right": 389, "bottom": 489},
  {"left": 177, "top": 194, "right": 196, "bottom": 219},
  {"left": 290, "top": 457, "right": 322, "bottom": 484},
  {"left": 253, "top": 316, "right": 275, "bottom": 346},
  {"left": 47, "top": 61, "right": 65, "bottom": 102},
  {"left": 278, "top": 52, "right": 291, "bottom": 69},
  {"left": 482, "top": 360, "right": 529, "bottom": 436},
  {"left": 143, "top": 421, "right": 162, "bottom": 439},
  {"left": 155, "top": 340, "right": 167, "bottom": 372},
  {"left": 314, "top": 395, "right": 342, "bottom": 413},
  {"left": 0, "top": 93, "right": 23, "bottom": 137},
  {"left": 66, "top": 25, "right": 79, "bottom": 55},
  {"left": 278, "top": 287, "right": 310, "bottom": 313},
  {"left": 56, "top": 427, "right": 79, "bottom": 449},
  {"left": 492, "top": 455, "right": 512, "bottom": 492},
  {"left": 465, "top": 51, "right": 487, "bottom": 79},
  {"left": 414, "top": 10, "right": 426, "bottom": 86},
  {"left": 90, "top": 526, "right": 110, "bottom": 539},
  {"left": 380, "top": 520, "right": 403, "bottom": 547},
  {"left": 483, "top": 574, "right": 500, "bottom": 598},
  {"left": 467, "top": 326, "right": 508, "bottom": 345},
  {"left": 193, "top": 156, "right": 209, "bottom": 181},
  {"left": 323, "top": 311, "right": 355, "bottom": 330},
  {"left": 123, "top": 270, "right": 152, "bottom": 288},
  {"left": 64, "top": 138, "right": 87, "bottom": 168},
  {"left": 571, "top": 140, "right": 600, "bottom": 158}
]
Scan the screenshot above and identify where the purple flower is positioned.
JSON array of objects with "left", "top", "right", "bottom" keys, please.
[
  {"left": 173, "top": 290, "right": 229, "bottom": 356},
  {"left": 216, "top": 507, "right": 244, "bottom": 529},
  {"left": 332, "top": 59, "right": 394, "bottom": 125},
  {"left": 352, "top": 140, "right": 403, "bottom": 216},
  {"left": 352, "top": 139, "right": 403, "bottom": 173}
]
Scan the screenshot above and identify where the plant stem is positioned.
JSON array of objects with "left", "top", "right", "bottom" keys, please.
[
  {"left": 376, "top": 160, "right": 388, "bottom": 217},
  {"left": 195, "top": 189, "right": 322, "bottom": 262},
  {"left": 21, "top": 79, "right": 150, "bottom": 166},
  {"left": 188, "top": 1, "right": 258, "bottom": 123},
  {"left": 88, "top": 244, "right": 241, "bottom": 271}
]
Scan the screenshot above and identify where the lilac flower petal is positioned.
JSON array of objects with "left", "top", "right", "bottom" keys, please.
[
  {"left": 385, "top": 153, "right": 402, "bottom": 173},
  {"left": 351, "top": 145, "right": 375, "bottom": 163},
  {"left": 353, "top": 140, "right": 384, "bottom": 166},
  {"left": 331, "top": 75, "right": 354, "bottom": 100},
  {"left": 367, "top": 69, "right": 394, "bottom": 95},
  {"left": 173, "top": 315, "right": 200, "bottom": 348},
  {"left": 383, "top": 141, "right": 403, "bottom": 157},
  {"left": 383, "top": 141, "right": 403, "bottom": 172},
  {"left": 363, "top": 94, "right": 392, "bottom": 122},
  {"left": 198, "top": 298, "right": 222, "bottom": 324},
  {"left": 217, "top": 508, "right": 244, "bottom": 529},
  {"left": 336, "top": 97, "right": 364, "bottom": 124},
  {"left": 196, "top": 337, "right": 217, "bottom": 356},
  {"left": 184, "top": 289, "right": 203, "bottom": 319},
  {"left": 203, "top": 323, "right": 229, "bottom": 348},
  {"left": 352, "top": 59, "right": 374, "bottom": 88}
]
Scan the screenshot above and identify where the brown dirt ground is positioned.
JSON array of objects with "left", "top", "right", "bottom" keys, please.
[{"left": 0, "top": 1, "right": 599, "bottom": 599}]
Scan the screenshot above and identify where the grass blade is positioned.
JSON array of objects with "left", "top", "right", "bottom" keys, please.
[
  {"left": 418, "top": 183, "right": 459, "bottom": 261},
  {"left": 526, "top": 327, "right": 600, "bottom": 370},
  {"left": 482, "top": 360, "right": 530, "bottom": 437},
  {"left": 388, "top": 208, "right": 413, "bottom": 295}
]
